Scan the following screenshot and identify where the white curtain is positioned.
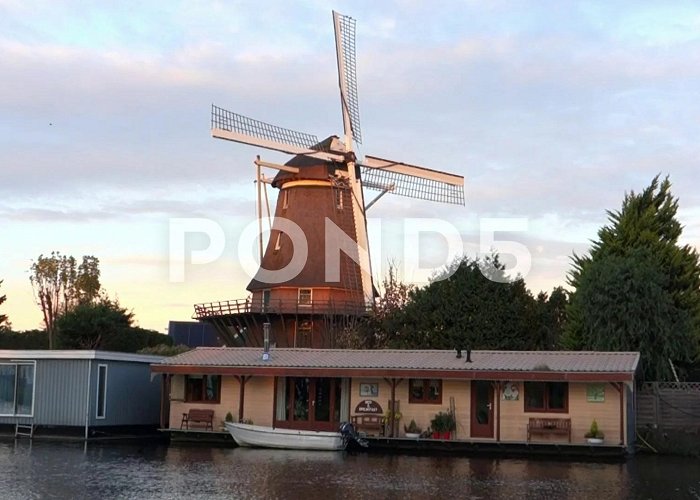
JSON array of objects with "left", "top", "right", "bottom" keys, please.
[{"left": 275, "top": 377, "right": 287, "bottom": 421}]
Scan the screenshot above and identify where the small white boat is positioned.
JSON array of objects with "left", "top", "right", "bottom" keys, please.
[{"left": 224, "top": 422, "right": 346, "bottom": 451}]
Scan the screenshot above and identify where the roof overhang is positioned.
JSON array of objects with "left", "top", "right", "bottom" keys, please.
[
  {"left": 0, "top": 350, "right": 164, "bottom": 363},
  {"left": 150, "top": 364, "right": 635, "bottom": 382}
]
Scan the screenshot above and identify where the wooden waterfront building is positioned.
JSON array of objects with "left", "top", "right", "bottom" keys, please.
[{"left": 152, "top": 348, "right": 640, "bottom": 452}]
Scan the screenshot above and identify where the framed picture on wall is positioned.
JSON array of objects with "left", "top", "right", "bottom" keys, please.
[{"left": 359, "top": 383, "right": 379, "bottom": 397}]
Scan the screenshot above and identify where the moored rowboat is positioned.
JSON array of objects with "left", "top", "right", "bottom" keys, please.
[{"left": 224, "top": 422, "right": 346, "bottom": 451}]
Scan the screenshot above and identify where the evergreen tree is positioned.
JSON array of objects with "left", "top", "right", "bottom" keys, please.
[{"left": 564, "top": 176, "right": 700, "bottom": 380}]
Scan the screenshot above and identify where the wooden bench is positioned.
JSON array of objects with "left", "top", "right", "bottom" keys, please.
[
  {"left": 527, "top": 417, "right": 571, "bottom": 443},
  {"left": 180, "top": 409, "right": 215, "bottom": 431},
  {"left": 351, "top": 415, "right": 384, "bottom": 436}
]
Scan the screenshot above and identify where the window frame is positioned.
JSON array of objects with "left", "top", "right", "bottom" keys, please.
[
  {"left": 184, "top": 374, "right": 221, "bottom": 404},
  {"left": 0, "top": 361, "right": 36, "bottom": 418},
  {"left": 408, "top": 379, "right": 442, "bottom": 405},
  {"left": 298, "top": 288, "right": 312, "bottom": 306},
  {"left": 523, "top": 381, "right": 569, "bottom": 413},
  {"left": 96, "top": 363, "right": 108, "bottom": 419}
]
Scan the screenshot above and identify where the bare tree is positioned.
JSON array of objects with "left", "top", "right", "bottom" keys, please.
[
  {"left": 0, "top": 279, "right": 9, "bottom": 330},
  {"left": 29, "top": 252, "right": 101, "bottom": 349}
]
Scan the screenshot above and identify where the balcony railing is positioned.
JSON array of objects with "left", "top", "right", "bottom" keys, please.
[{"left": 193, "top": 298, "right": 371, "bottom": 319}]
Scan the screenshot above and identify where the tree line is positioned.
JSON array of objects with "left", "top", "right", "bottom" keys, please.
[
  {"left": 345, "top": 175, "right": 700, "bottom": 382},
  {"left": 2, "top": 175, "right": 699, "bottom": 379},
  {"left": 0, "top": 253, "right": 175, "bottom": 354}
]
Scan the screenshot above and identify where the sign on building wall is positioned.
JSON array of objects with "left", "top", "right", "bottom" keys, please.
[
  {"left": 502, "top": 381, "right": 519, "bottom": 401},
  {"left": 586, "top": 384, "right": 605, "bottom": 402},
  {"left": 354, "top": 399, "right": 383, "bottom": 414}
]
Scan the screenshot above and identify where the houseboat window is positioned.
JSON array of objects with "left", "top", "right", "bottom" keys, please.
[
  {"left": 298, "top": 288, "right": 312, "bottom": 306},
  {"left": 524, "top": 382, "right": 568, "bottom": 412},
  {"left": 409, "top": 379, "right": 442, "bottom": 404},
  {"left": 96, "top": 364, "right": 108, "bottom": 419},
  {"left": 0, "top": 362, "right": 35, "bottom": 417},
  {"left": 185, "top": 375, "right": 221, "bottom": 403}
]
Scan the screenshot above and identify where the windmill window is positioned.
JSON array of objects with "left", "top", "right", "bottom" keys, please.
[
  {"left": 296, "top": 320, "right": 313, "bottom": 348},
  {"left": 283, "top": 190, "right": 289, "bottom": 210},
  {"left": 335, "top": 189, "right": 344, "bottom": 210},
  {"left": 298, "top": 288, "right": 312, "bottom": 306}
]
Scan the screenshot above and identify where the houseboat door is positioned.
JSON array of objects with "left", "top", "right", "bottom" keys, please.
[
  {"left": 470, "top": 380, "right": 494, "bottom": 438},
  {"left": 278, "top": 377, "right": 342, "bottom": 432}
]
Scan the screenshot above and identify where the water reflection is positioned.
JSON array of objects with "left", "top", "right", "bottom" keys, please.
[{"left": 0, "top": 440, "right": 698, "bottom": 499}]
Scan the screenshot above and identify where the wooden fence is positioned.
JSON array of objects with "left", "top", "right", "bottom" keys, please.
[{"left": 636, "top": 382, "right": 700, "bottom": 430}]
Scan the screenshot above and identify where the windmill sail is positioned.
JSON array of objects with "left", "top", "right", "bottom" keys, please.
[
  {"left": 211, "top": 105, "right": 345, "bottom": 161},
  {"left": 359, "top": 155, "right": 465, "bottom": 205},
  {"left": 333, "top": 11, "right": 362, "bottom": 146}
]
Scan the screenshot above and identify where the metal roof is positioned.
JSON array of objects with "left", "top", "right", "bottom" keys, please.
[
  {"left": 155, "top": 348, "right": 640, "bottom": 374},
  {"left": 0, "top": 350, "right": 164, "bottom": 363}
]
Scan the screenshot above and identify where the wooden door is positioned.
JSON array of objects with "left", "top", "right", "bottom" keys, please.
[
  {"left": 470, "top": 380, "right": 494, "bottom": 438},
  {"left": 278, "top": 377, "right": 341, "bottom": 432}
]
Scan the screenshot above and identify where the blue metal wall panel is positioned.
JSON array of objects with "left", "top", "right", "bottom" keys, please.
[
  {"left": 89, "top": 360, "right": 161, "bottom": 427},
  {"left": 0, "top": 356, "right": 160, "bottom": 428}
]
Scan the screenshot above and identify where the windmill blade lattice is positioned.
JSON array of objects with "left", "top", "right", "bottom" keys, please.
[
  {"left": 360, "top": 166, "right": 465, "bottom": 205},
  {"left": 334, "top": 12, "right": 362, "bottom": 145},
  {"left": 211, "top": 104, "right": 322, "bottom": 150}
]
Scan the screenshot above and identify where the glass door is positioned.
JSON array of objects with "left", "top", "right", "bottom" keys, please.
[{"left": 280, "top": 377, "right": 341, "bottom": 431}]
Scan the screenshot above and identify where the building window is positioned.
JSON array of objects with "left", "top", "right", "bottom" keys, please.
[
  {"left": 262, "top": 290, "right": 271, "bottom": 311},
  {"left": 296, "top": 320, "right": 313, "bottom": 348},
  {"left": 185, "top": 375, "right": 221, "bottom": 403},
  {"left": 96, "top": 364, "right": 108, "bottom": 419},
  {"left": 298, "top": 288, "right": 312, "bottom": 306},
  {"left": 524, "top": 382, "right": 568, "bottom": 413},
  {"left": 409, "top": 379, "right": 442, "bottom": 404},
  {"left": 0, "top": 362, "right": 35, "bottom": 417},
  {"left": 274, "top": 232, "right": 282, "bottom": 252}
]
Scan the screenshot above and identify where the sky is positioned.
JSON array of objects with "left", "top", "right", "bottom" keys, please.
[{"left": 2, "top": 0, "right": 700, "bottom": 332}]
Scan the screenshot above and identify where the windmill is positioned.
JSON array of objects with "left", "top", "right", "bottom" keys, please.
[{"left": 196, "top": 11, "right": 465, "bottom": 348}]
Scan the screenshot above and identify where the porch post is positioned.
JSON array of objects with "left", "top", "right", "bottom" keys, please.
[{"left": 618, "top": 382, "right": 625, "bottom": 446}]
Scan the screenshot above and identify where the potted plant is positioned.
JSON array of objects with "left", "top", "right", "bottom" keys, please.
[
  {"left": 430, "top": 411, "right": 455, "bottom": 440},
  {"left": 404, "top": 419, "right": 422, "bottom": 438},
  {"left": 585, "top": 419, "right": 605, "bottom": 444},
  {"left": 382, "top": 409, "right": 402, "bottom": 436}
]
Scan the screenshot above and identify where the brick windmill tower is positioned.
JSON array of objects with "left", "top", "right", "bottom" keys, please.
[{"left": 195, "top": 11, "right": 465, "bottom": 348}]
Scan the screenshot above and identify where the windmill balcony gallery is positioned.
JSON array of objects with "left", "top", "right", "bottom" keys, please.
[{"left": 194, "top": 298, "right": 370, "bottom": 318}]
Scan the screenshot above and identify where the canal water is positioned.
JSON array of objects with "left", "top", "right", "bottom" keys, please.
[{"left": 0, "top": 441, "right": 698, "bottom": 499}]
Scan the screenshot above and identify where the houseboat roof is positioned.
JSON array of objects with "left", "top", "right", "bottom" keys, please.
[
  {"left": 152, "top": 348, "right": 640, "bottom": 382},
  {"left": 0, "top": 350, "right": 164, "bottom": 363}
]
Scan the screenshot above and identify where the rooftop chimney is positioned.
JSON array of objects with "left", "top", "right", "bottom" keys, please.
[
  {"left": 262, "top": 323, "right": 271, "bottom": 361},
  {"left": 465, "top": 348, "right": 472, "bottom": 363},
  {"left": 455, "top": 348, "right": 462, "bottom": 359}
]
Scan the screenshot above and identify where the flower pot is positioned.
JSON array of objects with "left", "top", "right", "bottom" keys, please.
[
  {"left": 440, "top": 431, "right": 451, "bottom": 440},
  {"left": 586, "top": 437, "right": 604, "bottom": 445},
  {"left": 431, "top": 431, "right": 440, "bottom": 439},
  {"left": 405, "top": 432, "right": 420, "bottom": 439}
]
